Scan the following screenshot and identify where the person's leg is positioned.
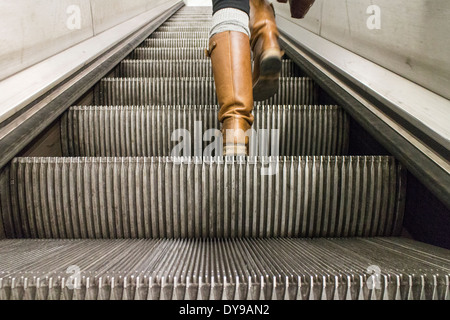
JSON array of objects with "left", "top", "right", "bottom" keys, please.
[
  {"left": 207, "top": 1, "right": 253, "bottom": 156},
  {"left": 249, "top": 0, "right": 283, "bottom": 101}
]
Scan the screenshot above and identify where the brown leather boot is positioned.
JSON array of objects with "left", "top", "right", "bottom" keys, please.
[
  {"left": 250, "top": 0, "right": 283, "bottom": 101},
  {"left": 206, "top": 31, "right": 254, "bottom": 156}
]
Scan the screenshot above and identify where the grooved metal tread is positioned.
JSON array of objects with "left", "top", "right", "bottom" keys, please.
[
  {"left": 168, "top": 15, "right": 211, "bottom": 18},
  {"left": 0, "top": 157, "right": 405, "bottom": 240},
  {"left": 168, "top": 18, "right": 210, "bottom": 20},
  {"left": 150, "top": 32, "right": 209, "bottom": 39},
  {"left": 129, "top": 48, "right": 208, "bottom": 60},
  {"left": 95, "top": 77, "right": 318, "bottom": 106},
  {"left": 141, "top": 39, "right": 208, "bottom": 48},
  {"left": 156, "top": 26, "right": 211, "bottom": 32},
  {"left": 167, "top": 20, "right": 210, "bottom": 22},
  {"left": 161, "top": 22, "right": 212, "bottom": 27},
  {"left": 0, "top": 237, "right": 448, "bottom": 300},
  {"left": 61, "top": 105, "right": 349, "bottom": 157},
  {"left": 116, "top": 60, "right": 303, "bottom": 78}
]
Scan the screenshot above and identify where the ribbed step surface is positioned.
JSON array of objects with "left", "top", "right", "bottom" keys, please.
[
  {"left": 156, "top": 26, "right": 210, "bottom": 32},
  {"left": 95, "top": 78, "right": 318, "bottom": 106},
  {"left": 116, "top": 60, "right": 303, "bottom": 78},
  {"left": 129, "top": 48, "right": 208, "bottom": 60},
  {"left": 175, "top": 8, "right": 212, "bottom": 14},
  {"left": 160, "top": 22, "right": 212, "bottom": 28},
  {"left": 168, "top": 14, "right": 211, "bottom": 18},
  {"left": 167, "top": 16, "right": 211, "bottom": 20},
  {"left": 141, "top": 39, "right": 208, "bottom": 48},
  {"left": 150, "top": 32, "right": 208, "bottom": 39},
  {"left": 0, "top": 238, "right": 448, "bottom": 300},
  {"left": 0, "top": 157, "right": 405, "bottom": 239},
  {"left": 61, "top": 105, "right": 349, "bottom": 157}
]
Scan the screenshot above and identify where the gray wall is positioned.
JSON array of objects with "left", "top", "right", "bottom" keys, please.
[
  {"left": 0, "top": 0, "right": 167, "bottom": 81},
  {"left": 274, "top": 0, "right": 450, "bottom": 100}
]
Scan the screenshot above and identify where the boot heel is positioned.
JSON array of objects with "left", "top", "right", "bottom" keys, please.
[
  {"left": 260, "top": 48, "right": 282, "bottom": 76},
  {"left": 253, "top": 48, "right": 281, "bottom": 101}
]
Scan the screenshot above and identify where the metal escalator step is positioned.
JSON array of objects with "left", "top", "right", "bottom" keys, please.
[
  {"left": 141, "top": 39, "right": 208, "bottom": 48},
  {"left": 171, "top": 17, "right": 210, "bottom": 19},
  {"left": 167, "top": 15, "right": 211, "bottom": 18},
  {"left": 0, "top": 156, "right": 405, "bottom": 239},
  {"left": 61, "top": 105, "right": 349, "bottom": 157},
  {"left": 163, "top": 19, "right": 211, "bottom": 23},
  {"left": 95, "top": 78, "right": 318, "bottom": 106},
  {"left": 166, "top": 19, "right": 211, "bottom": 22},
  {"left": 168, "top": 16, "right": 211, "bottom": 19},
  {"left": 176, "top": 7, "right": 212, "bottom": 12},
  {"left": 172, "top": 11, "right": 211, "bottom": 14},
  {"left": 174, "top": 8, "right": 211, "bottom": 12},
  {"left": 149, "top": 32, "right": 208, "bottom": 39},
  {"left": 116, "top": 60, "right": 302, "bottom": 77},
  {"left": 161, "top": 22, "right": 212, "bottom": 27},
  {"left": 129, "top": 48, "right": 208, "bottom": 60},
  {"left": 170, "top": 14, "right": 211, "bottom": 16},
  {"left": 0, "top": 237, "right": 448, "bottom": 300},
  {"left": 171, "top": 16, "right": 210, "bottom": 19},
  {"left": 157, "top": 26, "right": 210, "bottom": 32},
  {"left": 174, "top": 13, "right": 211, "bottom": 16}
]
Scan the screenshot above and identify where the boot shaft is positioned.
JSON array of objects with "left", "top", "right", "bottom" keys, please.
[
  {"left": 207, "top": 31, "right": 254, "bottom": 125},
  {"left": 207, "top": 31, "right": 254, "bottom": 155}
]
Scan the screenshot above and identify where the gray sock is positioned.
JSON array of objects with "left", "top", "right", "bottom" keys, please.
[{"left": 209, "top": 8, "right": 250, "bottom": 38}]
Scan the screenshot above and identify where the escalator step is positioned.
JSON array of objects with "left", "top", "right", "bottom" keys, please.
[
  {"left": 0, "top": 237, "right": 448, "bottom": 300},
  {"left": 166, "top": 19, "right": 211, "bottom": 23},
  {"left": 157, "top": 26, "right": 210, "bottom": 32},
  {"left": 116, "top": 60, "right": 303, "bottom": 77},
  {"left": 150, "top": 32, "right": 208, "bottom": 39},
  {"left": 169, "top": 14, "right": 211, "bottom": 17},
  {"left": 161, "top": 22, "right": 212, "bottom": 27},
  {"left": 129, "top": 48, "right": 208, "bottom": 60},
  {"left": 95, "top": 78, "right": 318, "bottom": 106},
  {"left": 0, "top": 156, "right": 405, "bottom": 239},
  {"left": 61, "top": 105, "right": 349, "bottom": 157},
  {"left": 170, "top": 18, "right": 210, "bottom": 20},
  {"left": 141, "top": 39, "right": 208, "bottom": 48}
]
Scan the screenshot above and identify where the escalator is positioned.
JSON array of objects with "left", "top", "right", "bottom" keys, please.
[{"left": 0, "top": 6, "right": 449, "bottom": 300}]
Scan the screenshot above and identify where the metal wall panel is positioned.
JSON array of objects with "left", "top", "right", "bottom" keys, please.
[
  {"left": 274, "top": 0, "right": 450, "bottom": 100},
  {"left": 0, "top": 0, "right": 171, "bottom": 83},
  {"left": 0, "top": 0, "right": 93, "bottom": 82},
  {"left": 91, "top": 0, "right": 166, "bottom": 34}
]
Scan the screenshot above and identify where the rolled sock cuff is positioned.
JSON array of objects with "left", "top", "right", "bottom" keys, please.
[{"left": 209, "top": 8, "right": 250, "bottom": 38}]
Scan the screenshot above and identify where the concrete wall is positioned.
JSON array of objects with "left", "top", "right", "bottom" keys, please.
[
  {"left": 91, "top": 0, "right": 166, "bottom": 34},
  {"left": 274, "top": 0, "right": 450, "bottom": 100},
  {"left": 0, "top": 0, "right": 166, "bottom": 82}
]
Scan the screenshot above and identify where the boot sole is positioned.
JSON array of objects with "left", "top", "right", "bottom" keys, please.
[{"left": 253, "top": 49, "right": 282, "bottom": 101}]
